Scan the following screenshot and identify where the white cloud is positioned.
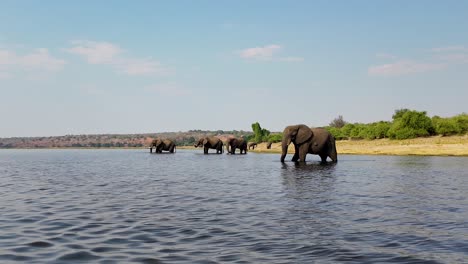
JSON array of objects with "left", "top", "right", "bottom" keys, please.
[
  {"left": 370, "top": 45, "right": 468, "bottom": 77},
  {"left": 368, "top": 60, "right": 446, "bottom": 76},
  {"left": 436, "top": 53, "right": 468, "bottom": 64},
  {"left": 0, "top": 48, "right": 66, "bottom": 79},
  {"left": 66, "top": 40, "right": 169, "bottom": 76},
  {"left": 117, "top": 58, "right": 170, "bottom": 76},
  {"left": 240, "top": 44, "right": 281, "bottom": 60},
  {"left": 239, "top": 44, "right": 303, "bottom": 62},
  {"left": 65, "top": 40, "right": 122, "bottom": 64}
]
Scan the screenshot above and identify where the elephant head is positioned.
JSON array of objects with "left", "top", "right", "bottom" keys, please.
[
  {"left": 194, "top": 138, "right": 203, "bottom": 148},
  {"left": 281, "top": 124, "right": 313, "bottom": 162}
]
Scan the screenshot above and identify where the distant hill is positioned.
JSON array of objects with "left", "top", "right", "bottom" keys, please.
[{"left": 0, "top": 130, "right": 253, "bottom": 149}]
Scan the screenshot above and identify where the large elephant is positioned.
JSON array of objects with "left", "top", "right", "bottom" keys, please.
[
  {"left": 248, "top": 142, "right": 257, "bottom": 150},
  {"left": 150, "top": 138, "right": 176, "bottom": 153},
  {"left": 194, "top": 137, "right": 224, "bottom": 154},
  {"left": 226, "top": 137, "right": 247, "bottom": 154},
  {"left": 280, "top": 125, "right": 337, "bottom": 163}
]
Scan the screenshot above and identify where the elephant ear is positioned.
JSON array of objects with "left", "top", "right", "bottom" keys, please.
[
  {"left": 295, "top": 125, "right": 313, "bottom": 145},
  {"left": 203, "top": 138, "right": 208, "bottom": 145}
]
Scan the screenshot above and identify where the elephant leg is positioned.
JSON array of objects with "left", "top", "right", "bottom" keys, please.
[
  {"left": 292, "top": 144, "right": 299, "bottom": 162},
  {"left": 330, "top": 147, "right": 338, "bottom": 163},
  {"left": 298, "top": 144, "right": 309, "bottom": 162},
  {"left": 150, "top": 147, "right": 153, "bottom": 153},
  {"left": 320, "top": 154, "right": 328, "bottom": 163},
  {"left": 204, "top": 147, "right": 208, "bottom": 154}
]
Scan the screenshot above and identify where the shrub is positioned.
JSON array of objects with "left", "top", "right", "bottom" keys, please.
[
  {"left": 453, "top": 113, "right": 468, "bottom": 134},
  {"left": 326, "top": 126, "right": 346, "bottom": 140},
  {"left": 387, "top": 110, "right": 434, "bottom": 139},
  {"left": 267, "top": 133, "right": 283, "bottom": 143},
  {"left": 432, "top": 116, "right": 461, "bottom": 136}
]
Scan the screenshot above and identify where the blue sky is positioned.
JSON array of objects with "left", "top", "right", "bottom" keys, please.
[{"left": 1, "top": 1, "right": 467, "bottom": 137}]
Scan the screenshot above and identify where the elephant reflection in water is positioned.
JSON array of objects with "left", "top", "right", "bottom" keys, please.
[{"left": 280, "top": 125, "right": 337, "bottom": 163}]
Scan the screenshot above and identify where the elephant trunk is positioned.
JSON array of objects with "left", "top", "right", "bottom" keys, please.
[{"left": 280, "top": 137, "right": 291, "bottom": 162}]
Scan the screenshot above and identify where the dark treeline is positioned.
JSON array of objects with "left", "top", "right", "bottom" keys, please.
[{"left": 0, "top": 130, "right": 253, "bottom": 149}]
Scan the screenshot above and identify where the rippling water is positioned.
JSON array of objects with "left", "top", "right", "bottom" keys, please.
[{"left": 0, "top": 149, "right": 467, "bottom": 263}]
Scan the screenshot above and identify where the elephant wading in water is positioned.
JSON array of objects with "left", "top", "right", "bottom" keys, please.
[
  {"left": 194, "top": 137, "right": 224, "bottom": 154},
  {"left": 280, "top": 125, "right": 337, "bottom": 163},
  {"left": 226, "top": 137, "right": 247, "bottom": 154},
  {"left": 248, "top": 142, "right": 257, "bottom": 150},
  {"left": 150, "top": 139, "right": 176, "bottom": 153}
]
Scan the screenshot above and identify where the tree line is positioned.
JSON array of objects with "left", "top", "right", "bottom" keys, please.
[{"left": 325, "top": 109, "right": 468, "bottom": 140}]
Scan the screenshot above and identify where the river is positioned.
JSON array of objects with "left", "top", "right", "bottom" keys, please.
[{"left": 0, "top": 149, "right": 467, "bottom": 263}]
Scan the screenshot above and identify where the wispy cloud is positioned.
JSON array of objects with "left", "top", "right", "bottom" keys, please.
[
  {"left": 368, "top": 60, "right": 446, "bottom": 76},
  {"left": 239, "top": 44, "right": 303, "bottom": 62},
  {"left": 0, "top": 48, "right": 66, "bottom": 79},
  {"left": 65, "top": 40, "right": 122, "bottom": 64},
  {"left": 430, "top": 45, "right": 468, "bottom": 64},
  {"left": 369, "top": 45, "right": 468, "bottom": 76},
  {"left": 240, "top": 44, "right": 281, "bottom": 60},
  {"left": 65, "top": 40, "right": 170, "bottom": 76}
]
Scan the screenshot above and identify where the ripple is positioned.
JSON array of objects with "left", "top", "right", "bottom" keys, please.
[
  {"left": 56, "top": 251, "right": 101, "bottom": 261},
  {"left": 0, "top": 150, "right": 466, "bottom": 263},
  {"left": 27, "top": 241, "right": 54, "bottom": 248}
]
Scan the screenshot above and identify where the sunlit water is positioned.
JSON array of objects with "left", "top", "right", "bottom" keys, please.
[{"left": 0, "top": 149, "right": 467, "bottom": 263}]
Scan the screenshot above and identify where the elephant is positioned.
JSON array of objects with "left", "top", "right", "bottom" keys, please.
[
  {"left": 150, "top": 138, "right": 176, "bottom": 153},
  {"left": 280, "top": 125, "right": 337, "bottom": 163},
  {"left": 225, "top": 137, "right": 247, "bottom": 154},
  {"left": 248, "top": 142, "right": 257, "bottom": 150},
  {"left": 194, "top": 136, "right": 224, "bottom": 154},
  {"left": 266, "top": 142, "right": 272, "bottom": 149}
]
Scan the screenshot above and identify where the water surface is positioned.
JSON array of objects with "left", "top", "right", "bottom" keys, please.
[{"left": 0, "top": 149, "right": 467, "bottom": 263}]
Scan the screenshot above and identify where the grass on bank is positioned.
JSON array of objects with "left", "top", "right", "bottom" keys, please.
[{"left": 249, "top": 135, "right": 468, "bottom": 156}]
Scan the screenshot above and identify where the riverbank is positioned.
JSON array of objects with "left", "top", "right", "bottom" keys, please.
[{"left": 250, "top": 135, "right": 468, "bottom": 156}]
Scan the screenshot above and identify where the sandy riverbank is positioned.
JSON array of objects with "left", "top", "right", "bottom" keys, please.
[{"left": 248, "top": 135, "right": 468, "bottom": 156}]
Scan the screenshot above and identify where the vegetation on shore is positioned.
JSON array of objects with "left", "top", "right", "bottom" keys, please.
[
  {"left": 250, "top": 135, "right": 468, "bottom": 156},
  {"left": 1, "top": 109, "right": 467, "bottom": 156}
]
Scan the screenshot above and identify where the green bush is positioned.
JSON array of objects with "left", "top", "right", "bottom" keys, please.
[
  {"left": 362, "top": 121, "right": 391, "bottom": 139},
  {"left": 432, "top": 116, "right": 461, "bottom": 136},
  {"left": 340, "top": 123, "right": 355, "bottom": 139},
  {"left": 326, "top": 126, "right": 346, "bottom": 140},
  {"left": 387, "top": 110, "right": 434, "bottom": 139},
  {"left": 453, "top": 113, "right": 468, "bottom": 134},
  {"left": 267, "top": 133, "right": 283, "bottom": 143}
]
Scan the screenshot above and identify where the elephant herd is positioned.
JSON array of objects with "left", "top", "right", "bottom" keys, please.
[{"left": 149, "top": 124, "right": 338, "bottom": 163}]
